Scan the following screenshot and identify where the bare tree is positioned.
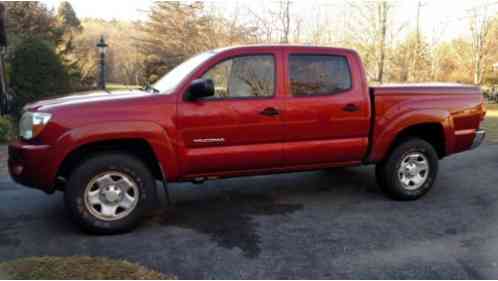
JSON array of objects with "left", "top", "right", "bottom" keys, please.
[
  {"left": 428, "top": 18, "right": 449, "bottom": 80},
  {"left": 376, "top": 1, "right": 389, "bottom": 83},
  {"left": 346, "top": 0, "right": 395, "bottom": 83},
  {"left": 246, "top": 0, "right": 294, "bottom": 43},
  {"left": 246, "top": 4, "right": 276, "bottom": 43},
  {"left": 279, "top": 0, "right": 291, "bottom": 43},
  {"left": 408, "top": 1, "right": 427, "bottom": 81},
  {"left": 468, "top": 3, "right": 494, "bottom": 84}
]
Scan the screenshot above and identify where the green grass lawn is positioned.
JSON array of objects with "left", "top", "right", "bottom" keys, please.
[
  {"left": 482, "top": 103, "right": 498, "bottom": 143},
  {"left": 106, "top": 83, "right": 141, "bottom": 91}
]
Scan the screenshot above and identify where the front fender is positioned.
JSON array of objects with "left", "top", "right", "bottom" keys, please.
[
  {"left": 51, "top": 121, "right": 178, "bottom": 182},
  {"left": 368, "top": 109, "right": 453, "bottom": 162}
]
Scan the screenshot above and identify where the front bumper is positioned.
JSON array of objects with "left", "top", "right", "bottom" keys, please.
[
  {"left": 8, "top": 141, "right": 55, "bottom": 193},
  {"left": 471, "top": 129, "right": 486, "bottom": 149}
]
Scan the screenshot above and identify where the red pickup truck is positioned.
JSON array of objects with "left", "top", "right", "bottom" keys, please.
[{"left": 8, "top": 45, "right": 486, "bottom": 233}]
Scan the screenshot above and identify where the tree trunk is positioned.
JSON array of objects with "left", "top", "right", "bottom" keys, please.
[
  {"left": 0, "top": 3, "right": 8, "bottom": 115},
  {"left": 376, "top": 1, "right": 388, "bottom": 83},
  {"left": 280, "top": 0, "right": 291, "bottom": 43},
  {"left": 474, "top": 54, "right": 481, "bottom": 84}
]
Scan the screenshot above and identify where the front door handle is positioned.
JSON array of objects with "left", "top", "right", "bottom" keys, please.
[
  {"left": 342, "top": 103, "right": 359, "bottom": 112},
  {"left": 260, "top": 107, "right": 280, "bottom": 116}
]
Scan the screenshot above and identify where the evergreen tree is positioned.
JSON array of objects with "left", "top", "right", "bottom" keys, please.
[
  {"left": 57, "top": 1, "right": 81, "bottom": 31},
  {"left": 56, "top": 1, "right": 82, "bottom": 57},
  {"left": 55, "top": 1, "right": 83, "bottom": 90},
  {"left": 11, "top": 39, "right": 69, "bottom": 115}
]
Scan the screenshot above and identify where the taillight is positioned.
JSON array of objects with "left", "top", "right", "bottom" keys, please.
[{"left": 480, "top": 103, "right": 486, "bottom": 122}]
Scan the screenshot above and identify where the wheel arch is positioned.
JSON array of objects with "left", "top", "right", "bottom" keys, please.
[
  {"left": 56, "top": 138, "right": 165, "bottom": 187},
  {"left": 368, "top": 110, "right": 452, "bottom": 163},
  {"left": 52, "top": 121, "right": 178, "bottom": 189},
  {"left": 390, "top": 123, "right": 447, "bottom": 158}
]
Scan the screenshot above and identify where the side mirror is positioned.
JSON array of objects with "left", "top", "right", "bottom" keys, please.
[{"left": 185, "top": 78, "right": 214, "bottom": 101}]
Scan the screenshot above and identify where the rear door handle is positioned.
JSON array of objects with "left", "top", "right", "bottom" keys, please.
[
  {"left": 260, "top": 107, "right": 280, "bottom": 116},
  {"left": 342, "top": 103, "right": 359, "bottom": 112}
]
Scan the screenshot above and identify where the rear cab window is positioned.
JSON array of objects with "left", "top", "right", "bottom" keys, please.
[{"left": 288, "top": 55, "right": 352, "bottom": 97}]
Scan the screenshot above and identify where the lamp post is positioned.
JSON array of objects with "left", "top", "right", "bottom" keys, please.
[{"left": 96, "top": 35, "right": 108, "bottom": 90}]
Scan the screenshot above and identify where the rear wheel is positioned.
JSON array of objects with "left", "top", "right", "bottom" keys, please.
[
  {"left": 376, "top": 138, "right": 439, "bottom": 200},
  {"left": 64, "top": 153, "right": 156, "bottom": 234}
]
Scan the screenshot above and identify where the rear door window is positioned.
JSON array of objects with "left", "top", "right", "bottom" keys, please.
[{"left": 288, "top": 55, "right": 352, "bottom": 97}]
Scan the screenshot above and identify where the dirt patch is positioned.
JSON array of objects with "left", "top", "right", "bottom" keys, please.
[{"left": 0, "top": 256, "right": 175, "bottom": 280}]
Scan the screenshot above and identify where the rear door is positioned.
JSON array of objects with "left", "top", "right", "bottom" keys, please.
[
  {"left": 282, "top": 48, "right": 371, "bottom": 166},
  {"left": 177, "top": 49, "right": 285, "bottom": 176}
]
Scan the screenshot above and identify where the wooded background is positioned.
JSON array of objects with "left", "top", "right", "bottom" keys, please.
[{"left": 3, "top": 1, "right": 498, "bottom": 97}]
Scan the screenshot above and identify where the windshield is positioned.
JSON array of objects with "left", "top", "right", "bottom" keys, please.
[{"left": 152, "top": 51, "right": 218, "bottom": 94}]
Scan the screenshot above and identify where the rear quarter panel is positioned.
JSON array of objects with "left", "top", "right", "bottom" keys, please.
[{"left": 369, "top": 85, "right": 484, "bottom": 162}]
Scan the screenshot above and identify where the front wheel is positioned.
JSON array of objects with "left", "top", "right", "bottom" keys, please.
[
  {"left": 64, "top": 153, "right": 156, "bottom": 234},
  {"left": 376, "top": 138, "right": 439, "bottom": 201}
]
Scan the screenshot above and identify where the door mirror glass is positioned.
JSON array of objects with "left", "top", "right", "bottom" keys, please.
[{"left": 186, "top": 78, "right": 215, "bottom": 101}]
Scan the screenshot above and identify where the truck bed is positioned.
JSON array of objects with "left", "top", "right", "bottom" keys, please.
[
  {"left": 367, "top": 83, "right": 485, "bottom": 162},
  {"left": 371, "top": 83, "right": 482, "bottom": 95}
]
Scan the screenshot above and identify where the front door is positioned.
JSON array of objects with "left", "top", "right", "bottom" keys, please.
[{"left": 177, "top": 51, "right": 285, "bottom": 177}]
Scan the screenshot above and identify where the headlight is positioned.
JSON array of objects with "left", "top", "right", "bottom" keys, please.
[{"left": 19, "top": 112, "right": 52, "bottom": 140}]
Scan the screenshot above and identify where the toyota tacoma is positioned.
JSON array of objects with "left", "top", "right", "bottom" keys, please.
[{"left": 8, "top": 45, "right": 486, "bottom": 233}]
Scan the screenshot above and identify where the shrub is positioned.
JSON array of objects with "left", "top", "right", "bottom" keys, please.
[
  {"left": 10, "top": 38, "right": 70, "bottom": 116},
  {"left": 483, "top": 75, "right": 498, "bottom": 87},
  {"left": 0, "top": 116, "right": 14, "bottom": 143}
]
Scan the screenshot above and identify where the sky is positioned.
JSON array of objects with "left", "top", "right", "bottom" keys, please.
[
  {"left": 41, "top": 0, "right": 498, "bottom": 41},
  {"left": 42, "top": 0, "right": 154, "bottom": 21}
]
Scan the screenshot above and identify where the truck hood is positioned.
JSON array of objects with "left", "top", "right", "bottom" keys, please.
[{"left": 24, "top": 89, "right": 153, "bottom": 112}]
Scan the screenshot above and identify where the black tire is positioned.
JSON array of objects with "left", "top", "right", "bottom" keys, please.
[
  {"left": 64, "top": 153, "right": 156, "bottom": 234},
  {"left": 376, "top": 138, "right": 439, "bottom": 201}
]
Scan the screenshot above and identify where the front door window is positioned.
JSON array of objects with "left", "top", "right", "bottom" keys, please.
[{"left": 202, "top": 55, "right": 275, "bottom": 99}]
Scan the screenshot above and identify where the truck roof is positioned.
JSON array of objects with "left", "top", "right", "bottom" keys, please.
[{"left": 213, "top": 44, "right": 358, "bottom": 55}]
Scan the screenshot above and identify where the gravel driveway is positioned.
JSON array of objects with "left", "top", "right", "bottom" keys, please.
[{"left": 0, "top": 144, "right": 498, "bottom": 279}]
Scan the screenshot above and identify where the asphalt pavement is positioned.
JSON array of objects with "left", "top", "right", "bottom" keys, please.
[{"left": 0, "top": 144, "right": 498, "bottom": 279}]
